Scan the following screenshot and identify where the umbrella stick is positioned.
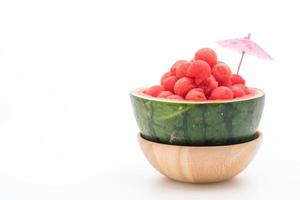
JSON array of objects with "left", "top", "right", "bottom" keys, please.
[
  {"left": 237, "top": 51, "right": 245, "bottom": 74},
  {"left": 237, "top": 33, "right": 251, "bottom": 74}
]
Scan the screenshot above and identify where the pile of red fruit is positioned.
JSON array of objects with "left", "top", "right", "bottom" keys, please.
[{"left": 144, "top": 48, "right": 249, "bottom": 101}]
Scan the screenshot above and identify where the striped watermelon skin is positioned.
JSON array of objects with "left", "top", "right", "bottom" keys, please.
[{"left": 130, "top": 88, "right": 265, "bottom": 146}]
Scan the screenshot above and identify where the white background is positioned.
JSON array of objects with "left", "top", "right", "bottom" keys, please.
[{"left": 0, "top": 0, "right": 299, "bottom": 199}]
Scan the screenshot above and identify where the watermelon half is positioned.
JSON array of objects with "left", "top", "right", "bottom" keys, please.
[{"left": 130, "top": 87, "right": 265, "bottom": 146}]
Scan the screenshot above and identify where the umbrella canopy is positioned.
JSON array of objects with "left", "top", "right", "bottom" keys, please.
[{"left": 217, "top": 34, "right": 273, "bottom": 74}]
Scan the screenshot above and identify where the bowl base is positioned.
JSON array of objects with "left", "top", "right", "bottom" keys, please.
[{"left": 138, "top": 132, "right": 262, "bottom": 183}]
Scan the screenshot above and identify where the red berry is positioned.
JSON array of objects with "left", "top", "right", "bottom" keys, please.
[
  {"left": 174, "top": 77, "right": 196, "bottom": 97},
  {"left": 230, "top": 85, "right": 245, "bottom": 98},
  {"left": 144, "top": 85, "right": 164, "bottom": 97},
  {"left": 210, "top": 86, "right": 234, "bottom": 100},
  {"left": 157, "top": 91, "right": 173, "bottom": 98},
  {"left": 167, "top": 94, "right": 184, "bottom": 100},
  {"left": 170, "top": 60, "right": 187, "bottom": 75},
  {"left": 212, "top": 63, "right": 232, "bottom": 82},
  {"left": 187, "top": 60, "right": 211, "bottom": 80},
  {"left": 175, "top": 61, "right": 190, "bottom": 78},
  {"left": 231, "top": 74, "right": 246, "bottom": 85},
  {"left": 161, "top": 75, "right": 177, "bottom": 92},
  {"left": 160, "top": 72, "right": 171, "bottom": 85},
  {"left": 194, "top": 48, "right": 217, "bottom": 68},
  {"left": 185, "top": 88, "right": 207, "bottom": 101},
  {"left": 219, "top": 79, "right": 232, "bottom": 87},
  {"left": 235, "top": 84, "right": 250, "bottom": 94}
]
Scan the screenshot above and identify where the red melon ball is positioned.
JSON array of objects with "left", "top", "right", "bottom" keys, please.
[
  {"left": 166, "top": 94, "right": 184, "bottom": 100},
  {"left": 160, "top": 72, "right": 171, "bottom": 85},
  {"left": 174, "top": 60, "right": 190, "bottom": 78},
  {"left": 235, "top": 84, "right": 250, "bottom": 94},
  {"left": 194, "top": 48, "right": 217, "bottom": 68},
  {"left": 212, "top": 63, "right": 232, "bottom": 82},
  {"left": 231, "top": 74, "right": 246, "bottom": 85},
  {"left": 174, "top": 77, "right": 196, "bottom": 97},
  {"left": 187, "top": 87, "right": 204, "bottom": 94},
  {"left": 209, "top": 86, "right": 234, "bottom": 100},
  {"left": 144, "top": 85, "right": 164, "bottom": 97},
  {"left": 186, "top": 60, "right": 211, "bottom": 81},
  {"left": 157, "top": 91, "right": 173, "bottom": 98},
  {"left": 199, "top": 75, "right": 218, "bottom": 95},
  {"left": 230, "top": 85, "right": 246, "bottom": 98},
  {"left": 194, "top": 78, "right": 203, "bottom": 86},
  {"left": 203, "top": 76, "right": 218, "bottom": 90},
  {"left": 185, "top": 88, "right": 207, "bottom": 101},
  {"left": 219, "top": 79, "right": 232, "bottom": 87},
  {"left": 170, "top": 60, "right": 188, "bottom": 75},
  {"left": 161, "top": 75, "right": 177, "bottom": 92}
]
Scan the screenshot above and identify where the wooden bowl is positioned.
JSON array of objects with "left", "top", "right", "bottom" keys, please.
[{"left": 138, "top": 132, "right": 262, "bottom": 183}]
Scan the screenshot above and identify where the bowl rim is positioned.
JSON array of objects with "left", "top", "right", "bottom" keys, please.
[
  {"left": 130, "top": 87, "right": 265, "bottom": 104},
  {"left": 138, "top": 131, "right": 262, "bottom": 148}
]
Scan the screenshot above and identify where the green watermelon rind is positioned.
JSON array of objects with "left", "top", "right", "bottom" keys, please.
[{"left": 130, "top": 88, "right": 265, "bottom": 146}]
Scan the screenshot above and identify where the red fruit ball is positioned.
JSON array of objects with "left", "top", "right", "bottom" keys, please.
[
  {"left": 187, "top": 60, "right": 211, "bottom": 81},
  {"left": 203, "top": 76, "right": 218, "bottom": 90},
  {"left": 170, "top": 60, "right": 187, "bottom": 75},
  {"left": 194, "top": 48, "right": 217, "bottom": 68},
  {"left": 174, "top": 77, "right": 196, "bottom": 97},
  {"left": 161, "top": 75, "right": 177, "bottom": 92},
  {"left": 157, "top": 91, "right": 173, "bottom": 98},
  {"left": 160, "top": 72, "right": 171, "bottom": 85},
  {"left": 175, "top": 61, "right": 190, "bottom": 78},
  {"left": 210, "top": 86, "right": 234, "bottom": 100},
  {"left": 231, "top": 74, "right": 246, "bottom": 85},
  {"left": 212, "top": 63, "right": 232, "bottom": 82},
  {"left": 230, "top": 85, "right": 246, "bottom": 98},
  {"left": 166, "top": 94, "right": 184, "bottom": 100},
  {"left": 219, "top": 79, "right": 232, "bottom": 87},
  {"left": 194, "top": 78, "right": 203, "bottom": 86},
  {"left": 199, "top": 75, "right": 218, "bottom": 95},
  {"left": 235, "top": 84, "right": 250, "bottom": 94},
  {"left": 187, "top": 87, "right": 204, "bottom": 94},
  {"left": 185, "top": 88, "right": 207, "bottom": 101},
  {"left": 144, "top": 85, "right": 164, "bottom": 97}
]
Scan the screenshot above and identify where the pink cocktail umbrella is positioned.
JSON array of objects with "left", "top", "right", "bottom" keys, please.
[{"left": 217, "top": 33, "right": 273, "bottom": 74}]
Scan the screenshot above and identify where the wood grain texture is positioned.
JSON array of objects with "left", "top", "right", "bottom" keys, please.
[{"left": 138, "top": 132, "right": 262, "bottom": 183}]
